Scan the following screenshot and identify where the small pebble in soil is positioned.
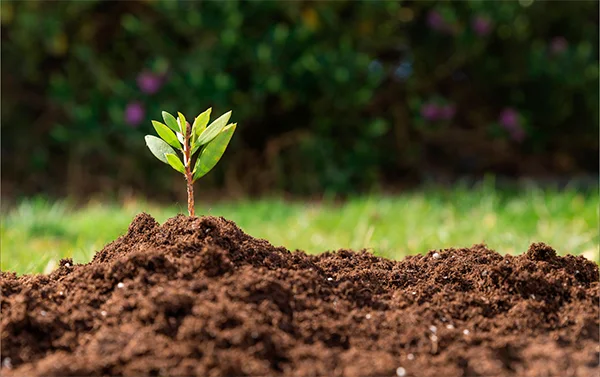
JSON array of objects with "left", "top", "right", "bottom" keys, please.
[
  {"left": 432, "top": 252, "right": 441, "bottom": 259},
  {"left": 429, "top": 325, "right": 437, "bottom": 333},
  {"left": 481, "top": 271, "right": 488, "bottom": 277},
  {"left": 2, "top": 357, "right": 12, "bottom": 369},
  {"left": 411, "top": 291, "right": 416, "bottom": 295},
  {"left": 365, "top": 314, "right": 372, "bottom": 320},
  {"left": 431, "top": 335, "right": 438, "bottom": 342},
  {"left": 407, "top": 353, "right": 415, "bottom": 360},
  {"left": 530, "top": 294, "right": 536, "bottom": 299},
  {"left": 443, "top": 276, "right": 448, "bottom": 279},
  {"left": 446, "top": 324, "right": 455, "bottom": 329},
  {"left": 117, "top": 282, "right": 125, "bottom": 289},
  {"left": 396, "top": 367, "right": 406, "bottom": 377},
  {"left": 101, "top": 311, "right": 107, "bottom": 316},
  {"left": 58, "top": 291, "right": 64, "bottom": 296},
  {"left": 40, "top": 310, "right": 47, "bottom": 317},
  {"left": 64, "top": 263, "right": 70, "bottom": 267},
  {"left": 327, "top": 277, "right": 333, "bottom": 281},
  {"left": 463, "top": 329, "right": 470, "bottom": 335}
]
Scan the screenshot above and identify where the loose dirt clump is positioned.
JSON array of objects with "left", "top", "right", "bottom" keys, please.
[{"left": 1, "top": 214, "right": 598, "bottom": 376}]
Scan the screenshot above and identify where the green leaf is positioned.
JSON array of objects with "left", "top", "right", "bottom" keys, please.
[
  {"left": 178, "top": 112, "right": 187, "bottom": 137},
  {"left": 190, "top": 139, "right": 201, "bottom": 155},
  {"left": 191, "top": 108, "right": 212, "bottom": 144},
  {"left": 191, "top": 108, "right": 212, "bottom": 147},
  {"left": 190, "top": 140, "right": 200, "bottom": 155},
  {"left": 193, "top": 123, "right": 236, "bottom": 181},
  {"left": 152, "top": 120, "right": 181, "bottom": 149},
  {"left": 165, "top": 153, "right": 186, "bottom": 174},
  {"left": 145, "top": 135, "right": 177, "bottom": 164},
  {"left": 196, "top": 110, "right": 232, "bottom": 147},
  {"left": 162, "top": 111, "right": 180, "bottom": 133}
]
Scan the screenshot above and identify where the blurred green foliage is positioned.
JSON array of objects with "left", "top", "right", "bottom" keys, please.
[{"left": 1, "top": 0, "right": 598, "bottom": 198}]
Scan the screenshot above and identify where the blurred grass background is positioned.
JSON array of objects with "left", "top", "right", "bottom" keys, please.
[{"left": 2, "top": 183, "right": 597, "bottom": 274}]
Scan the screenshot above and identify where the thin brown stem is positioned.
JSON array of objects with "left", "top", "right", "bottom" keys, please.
[
  {"left": 186, "top": 171, "right": 194, "bottom": 217},
  {"left": 183, "top": 121, "right": 195, "bottom": 216}
]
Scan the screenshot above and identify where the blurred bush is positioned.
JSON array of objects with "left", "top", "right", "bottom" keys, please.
[{"left": 1, "top": 0, "right": 598, "bottom": 199}]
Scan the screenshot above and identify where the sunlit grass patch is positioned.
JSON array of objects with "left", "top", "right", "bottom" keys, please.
[{"left": 2, "top": 184, "right": 597, "bottom": 274}]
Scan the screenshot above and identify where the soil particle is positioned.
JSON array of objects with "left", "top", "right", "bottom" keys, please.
[{"left": 1, "top": 214, "right": 598, "bottom": 377}]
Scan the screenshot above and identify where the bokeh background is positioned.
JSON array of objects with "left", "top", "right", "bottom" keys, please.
[{"left": 1, "top": 0, "right": 598, "bottom": 273}]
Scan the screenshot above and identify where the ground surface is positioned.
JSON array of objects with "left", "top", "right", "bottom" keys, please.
[
  {"left": 1, "top": 214, "right": 598, "bottom": 376},
  {"left": 2, "top": 185, "right": 598, "bottom": 274}
]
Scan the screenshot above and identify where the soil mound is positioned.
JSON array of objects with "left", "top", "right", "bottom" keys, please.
[{"left": 1, "top": 214, "right": 598, "bottom": 376}]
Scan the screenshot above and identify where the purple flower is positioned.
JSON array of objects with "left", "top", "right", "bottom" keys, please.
[
  {"left": 421, "top": 102, "right": 456, "bottom": 122},
  {"left": 499, "top": 108, "right": 526, "bottom": 142},
  {"left": 427, "top": 10, "right": 455, "bottom": 34},
  {"left": 471, "top": 15, "right": 492, "bottom": 37},
  {"left": 125, "top": 101, "right": 145, "bottom": 127},
  {"left": 427, "top": 10, "right": 445, "bottom": 31},
  {"left": 499, "top": 108, "right": 519, "bottom": 129},
  {"left": 550, "top": 36, "right": 568, "bottom": 55},
  {"left": 421, "top": 103, "right": 440, "bottom": 121},
  {"left": 136, "top": 71, "right": 164, "bottom": 95},
  {"left": 438, "top": 104, "right": 456, "bottom": 120}
]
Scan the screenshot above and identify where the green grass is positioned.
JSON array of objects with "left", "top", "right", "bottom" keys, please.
[{"left": 2, "top": 184, "right": 598, "bottom": 274}]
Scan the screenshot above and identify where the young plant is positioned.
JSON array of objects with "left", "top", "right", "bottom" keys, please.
[{"left": 145, "top": 109, "right": 236, "bottom": 216}]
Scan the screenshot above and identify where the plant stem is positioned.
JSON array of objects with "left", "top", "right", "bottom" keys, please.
[{"left": 183, "top": 122, "right": 195, "bottom": 217}]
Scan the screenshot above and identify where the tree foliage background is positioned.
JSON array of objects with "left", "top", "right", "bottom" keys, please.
[{"left": 2, "top": 0, "right": 598, "bottom": 200}]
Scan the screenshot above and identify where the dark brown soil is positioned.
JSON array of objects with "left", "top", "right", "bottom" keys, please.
[{"left": 1, "top": 214, "right": 598, "bottom": 377}]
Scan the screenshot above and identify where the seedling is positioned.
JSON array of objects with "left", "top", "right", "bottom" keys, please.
[{"left": 145, "top": 109, "right": 236, "bottom": 216}]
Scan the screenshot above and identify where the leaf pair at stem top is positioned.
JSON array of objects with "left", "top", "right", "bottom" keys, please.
[{"left": 145, "top": 108, "right": 236, "bottom": 216}]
